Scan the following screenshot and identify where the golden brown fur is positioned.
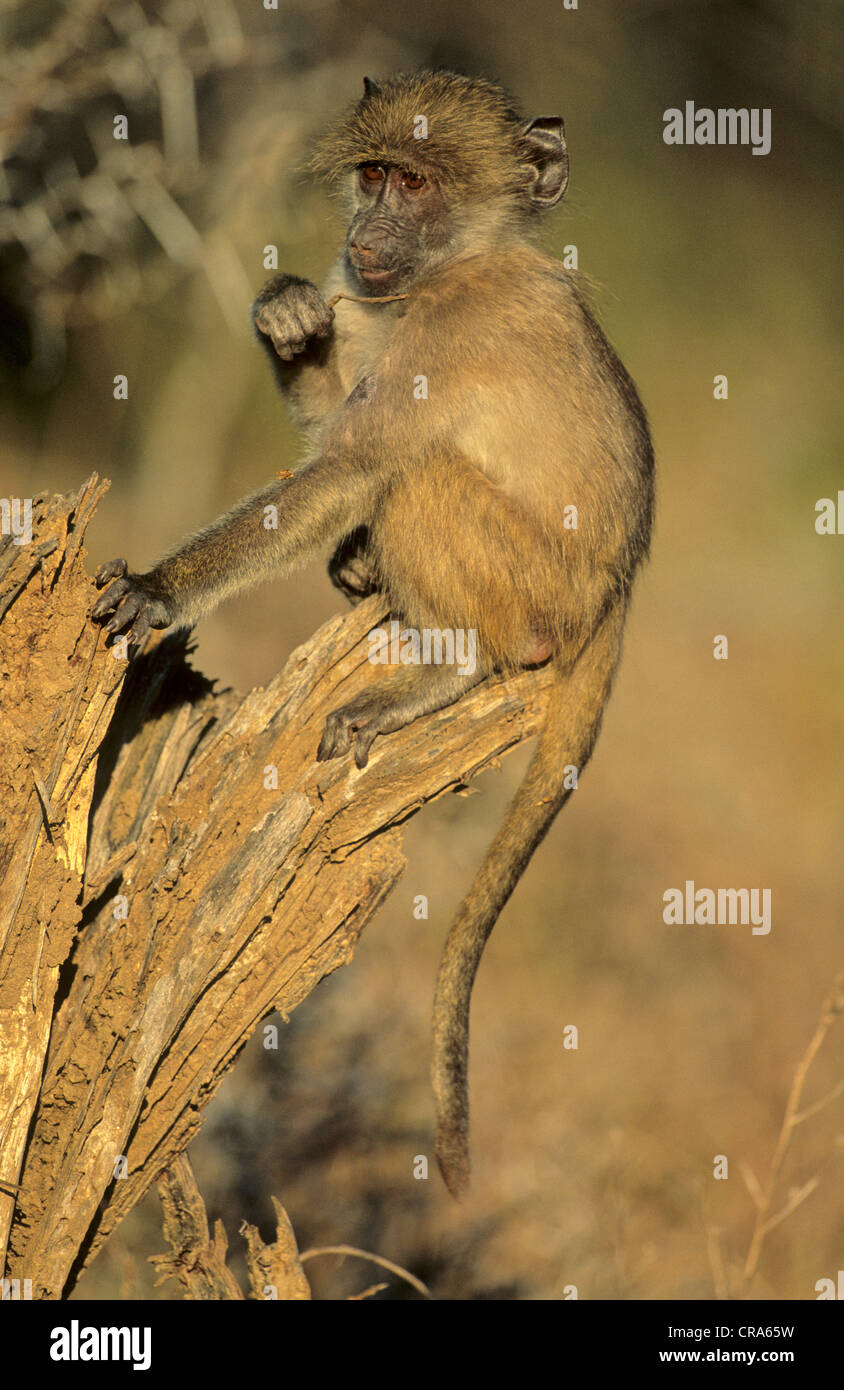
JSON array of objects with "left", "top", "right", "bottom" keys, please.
[{"left": 92, "top": 69, "right": 654, "bottom": 1198}]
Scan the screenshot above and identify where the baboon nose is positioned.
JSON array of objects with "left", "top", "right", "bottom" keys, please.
[{"left": 350, "top": 239, "right": 377, "bottom": 259}]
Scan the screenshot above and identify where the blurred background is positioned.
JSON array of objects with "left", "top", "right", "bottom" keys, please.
[{"left": 2, "top": 0, "right": 841, "bottom": 1299}]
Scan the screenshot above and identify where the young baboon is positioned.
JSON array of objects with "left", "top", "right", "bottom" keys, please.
[{"left": 93, "top": 70, "right": 655, "bottom": 1198}]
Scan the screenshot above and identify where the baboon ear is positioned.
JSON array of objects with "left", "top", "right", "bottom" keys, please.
[
  {"left": 521, "top": 116, "right": 569, "bottom": 208},
  {"left": 363, "top": 75, "right": 381, "bottom": 98}
]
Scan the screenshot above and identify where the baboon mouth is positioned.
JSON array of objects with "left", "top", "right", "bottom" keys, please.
[{"left": 357, "top": 265, "right": 398, "bottom": 284}]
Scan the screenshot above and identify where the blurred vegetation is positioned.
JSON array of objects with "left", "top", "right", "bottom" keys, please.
[{"left": 2, "top": 0, "right": 841, "bottom": 1299}]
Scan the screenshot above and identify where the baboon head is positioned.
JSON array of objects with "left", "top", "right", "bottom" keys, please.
[{"left": 311, "top": 69, "right": 569, "bottom": 292}]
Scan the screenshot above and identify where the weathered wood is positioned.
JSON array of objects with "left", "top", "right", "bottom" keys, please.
[
  {"left": 241, "top": 1197, "right": 312, "bottom": 1301},
  {"left": 0, "top": 477, "right": 125, "bottom": 1270},
  {"left": 152, "top": 1154, "right": 244, "bottom": 1300},
  {"left": 0, "top": 475, "right": 551, "bottom": 1298}
]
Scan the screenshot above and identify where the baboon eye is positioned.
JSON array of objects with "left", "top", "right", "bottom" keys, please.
[
  {"left": 360, "top": 164, "right": 385, "bottom": 183},
  {"left": 402, "top": 170, "right": 426, "bottom": 190}
]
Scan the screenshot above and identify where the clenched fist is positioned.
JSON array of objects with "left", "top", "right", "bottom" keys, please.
[{"left": 251, "top": 274, "right": 335, "bottom": 362}]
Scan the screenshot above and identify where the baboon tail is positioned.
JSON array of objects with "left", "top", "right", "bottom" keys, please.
[{"left": 432, "top": 602, "right": 628, "bottom": 1198}]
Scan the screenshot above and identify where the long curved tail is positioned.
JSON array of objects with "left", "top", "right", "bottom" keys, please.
[{"left": 431, "top": 602, "right": 628, "bottom": 1197}]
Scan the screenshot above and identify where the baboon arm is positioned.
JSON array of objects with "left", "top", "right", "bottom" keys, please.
[
  {"left": 161, "top": 456, "right": 374, "bottom": 618},
  {"left": 259, "top": 334, "right": 348, "bottom": 431},
  {"left": 92, "top": 451, "right": 379, "bottom": 641}
]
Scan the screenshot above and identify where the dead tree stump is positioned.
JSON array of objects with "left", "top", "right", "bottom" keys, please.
[{"left": 0, "top": 475, "right": 550, "bottom": 1298}]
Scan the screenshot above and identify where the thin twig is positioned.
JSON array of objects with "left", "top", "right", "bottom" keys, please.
[
  {"left": 739, "top": 1160, "right": 765, "bottom": 1210},
  {"left": 326, "top": 291, "right": 409, "bottom": 309},
  {"left": 742, "top": 972, "right": 844, "bottom": 1284},
  {"left": 760, "top": 1177, "right": 820, "bottom": 1237},
  {"left": 704, "top": 1223, "right": 729, "bottom": 1302},
  {"left": 792, "top": 1077, "right": 844, "bottom": 1125},
  {"left": 300, "top": 1244, "right": 431, "bottom": 1299}
]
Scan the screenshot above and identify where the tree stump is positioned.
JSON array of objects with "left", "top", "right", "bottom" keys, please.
[{"left": 0, "top": 475, "right": 550, "bottom": 1298}]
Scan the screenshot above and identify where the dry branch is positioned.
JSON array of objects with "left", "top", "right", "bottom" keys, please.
[
  {"left": 152, "top": 1154, "right": 244, "bottom": 1301},
  {"left": 0, "top": 475, "right": 551, "bottom": 1298},
  {"left": 241, "top": 1197, "right": 311, "bottom": 1301},
  {"left": 741, "top": 972, "right": 844, "bottom": 1287}
]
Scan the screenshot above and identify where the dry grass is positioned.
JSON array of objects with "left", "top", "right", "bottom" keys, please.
[{"left": 741, "top": 975, "right": 844, "bottom": 1290}]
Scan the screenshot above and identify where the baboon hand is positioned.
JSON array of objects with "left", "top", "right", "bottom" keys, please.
[
  {"left": 91, "top": 558, "right": 174, "bottom": 645},
  {"left": 328, "top": 528, "right": 379, "bottom": 603},
  {"left": 252, "top": 274, "right": 335, "bottom": 363}
]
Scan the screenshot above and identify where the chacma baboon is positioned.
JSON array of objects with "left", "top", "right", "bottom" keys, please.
[{"left": 93, "top": 69, "right": 655, "bottom": 1198}]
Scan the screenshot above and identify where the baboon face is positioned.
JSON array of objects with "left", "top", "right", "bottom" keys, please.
[
  {"left": 321, "top": 72, "right": 571, "bottom": 295},
  {"left": 345, "top": 162, "right": 450, "bottom": 293}
]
